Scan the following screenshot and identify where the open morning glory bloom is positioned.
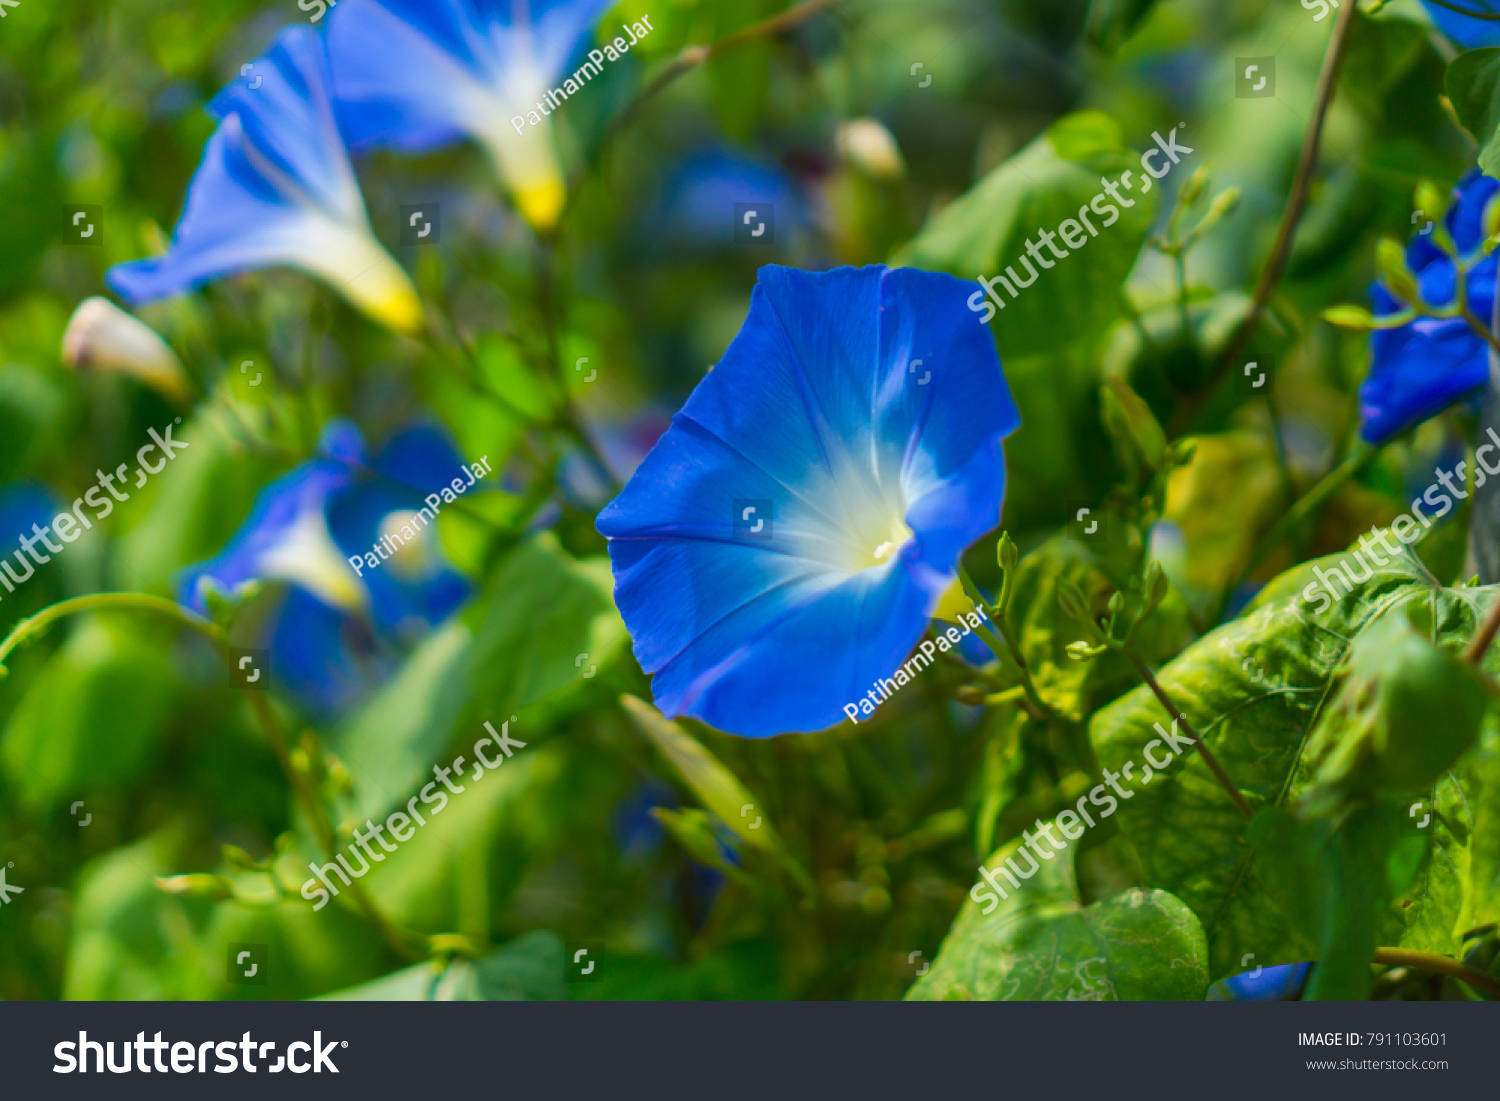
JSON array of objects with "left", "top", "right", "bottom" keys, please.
[
  {"left": 107, "top": 27, "right": 422, "bottom": 334},
  {"left": 596, "top": 265, "right": 1020, "bottom": 737},
  {"left": 1360, "top": 170, "right": 1498, "bottom": 446},
  {"left": 1421, "top": 1, "right": 1500, "bottom": 48},
  {"left": 178, "top": 419, "right": 473, "bottom": 713},
  {"left": 327, "top": 0, "right": 615, "bottom": 231}
]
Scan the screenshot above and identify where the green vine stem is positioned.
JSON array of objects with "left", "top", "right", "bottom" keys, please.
[
  {"left": 1125, "top": 648, "right": 1254, "bottom": 822},
  {"left": 957, "top": 564, "right": 1052, "bottom": 718},
  {"left": 0, "top": 592, "right": 419, "bottom": 960},
  {"left": 1372, "top": 947, "right": 1500, "bottom": 999}
]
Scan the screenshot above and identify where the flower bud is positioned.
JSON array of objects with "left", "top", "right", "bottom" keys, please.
[
  {"left": 1321, "top": 305, "right": 1376, "bottom": 331},
  {"left": 62, "top": 297, "right": 189, "bottom": 404},
  {"left": 1375, "top": 238, "right": 1421, "bottom": 304},
  {"left": 836, "top": 118, "right": 906, "bottom": 181}
]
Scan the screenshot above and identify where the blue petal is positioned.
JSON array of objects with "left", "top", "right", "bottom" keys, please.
[
  {"left": 598, "top": 265, "right": 1019, "bottom": 736},
  {"left": 369, "top": 421, "right": 476, "bottom": 496},
  {"left": 326, "top": 482, "right": 472, "bottom": 638},
  {"left": 106, "top": 29, "right": 419, "bottom": 330},
  {"left": 1205, "top": 961, "right": 1313, "bottom": 1001},
  {"left": 176, "top": 457, "right": 358, "bottom": 613},
  {"left": 1362, "top": 254, "right": 1494, "bottom": 444},
  {"left": 1422, "top": 1, "right": 1500, "bottom": 48},
  {"left": 206, "top": 26, "right": 364, "bottom": 220},
  {"left": 266, "top": 586, "right": 391, "bottom": 715},
  {"left": 326, "top": 0, "right": 615, "bottom": 152}
]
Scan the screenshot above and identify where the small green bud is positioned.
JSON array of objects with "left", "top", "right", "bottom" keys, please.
[
  {"left": 1413, "top": 180, "right": 1448, "bottom": 236},
  {"left": 1375, "top": 238, "right": 1420, "bottom": 304},
  {"left": 954, "top": 685, "right": 988, "bottom": 705},
  {"left": 1322, "top": 305, "right": 1376, "bottom": 331},
  {"left": 154, "top": 874, "right": 235, "bottom": 900},
  {"left": 1178, "top": 166, "right": 1210, "bottom": 209},
  {"left": 997, "top": 532, "right": 1019, "bottom": 573},
  {"left": 1187, "top": 187, "right": 1241, "bottom": 240}
]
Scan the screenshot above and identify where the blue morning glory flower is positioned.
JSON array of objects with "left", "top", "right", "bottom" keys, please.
[
  {"left": 1205, "top": 961, "right": 1312, "bottom": 1001},
  {"left": 1422, "top": 1, "right": 1500, "bottom": 48},
  {"left": 596, "top": 265, "right": 1020, "bottom": 737},
  {"left": 326, "top": 0, "right": 617, "bottom": 231},
  {"left": 107, "top": 27, "right": 422, "bottom": 334},
  {"left": 1360, "top": 170, "right": 1498, "bottom": 446},
  {"left": 179, "top": 419, "right": 475, "bottom": 713}
]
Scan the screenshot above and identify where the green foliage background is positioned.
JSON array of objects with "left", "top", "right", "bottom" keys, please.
[{"left": 1, "top": 0, "right": 1498, "bottom": 1002}]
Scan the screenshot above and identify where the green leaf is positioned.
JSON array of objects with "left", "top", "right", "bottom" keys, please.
[
  {"left": 475, "top": 335, "right": 554, "bottom": 421},
  {"left": 321, "top": 931, "right": 565, "bottom": 1001},
  {"left": 892, "top": 110, "right": 1160, "bottom": 360},
  {"left": 2, "top": 616, "right": 181, "bottom": 808},
  {"left": 464, "top": 532, "right": 626, "bottom": 719},
  {"left": 327, "top": 620, "right": 472, "bottom": 823},
  {"left": 1102, "top": 375, "right": 1167, "bottom": 470},
  {"left": 1249, "top": 805, "right": 1425, "bottom": 1000},
  {"left": 907, "top": 825, "right": 1208, "bottom": 1001},
  {"left": 1446, "top": 47, "right": 1500, "bottom": 179},
  {"left": 620, "top": 695, "right": 784, "bottom": 857},
  {"left": 1088, "top": 535, "right": 1500, "bottom": 977}
]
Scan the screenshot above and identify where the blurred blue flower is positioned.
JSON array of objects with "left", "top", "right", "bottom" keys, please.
[
  {"left": 179, "top": 418, "right": 474, "bottom": 713},
  {"left": 1205, "top": 961, "right": 1312, "bottom": 1001},
  {"left": 1422, "top": 1, "right": 1500, "bottom": 48},
  {"left": 327, "top": 0, "right": 615, "bottom": 231},
  {"left": 1361, "top": 170, "right": 1499, "bottom": 445},
  {"left": 107, "top": 27, "right": 421, "bottom": 334},
  {"left": 597, "top": 265, "right": 1020, "bottom": 737},
  {"left": 653, "top": 148, "right": 810, "bottom": 250}
]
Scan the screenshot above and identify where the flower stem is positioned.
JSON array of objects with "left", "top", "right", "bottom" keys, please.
[
  {"left": 1126, "top": 649, "right": 1254, "bottom": 822},
  {"left": 0, "top": 592, "right": 418, "bottom": 960},
  {"left": 1372, "top": 947, "right": 1500, "bottom": 998},
  {"left": 1174, "top": 0, "right": 1358, "bottom": 434},
  {"left": 956, "top": 565, "right": 1051, "bottom": 718}
]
